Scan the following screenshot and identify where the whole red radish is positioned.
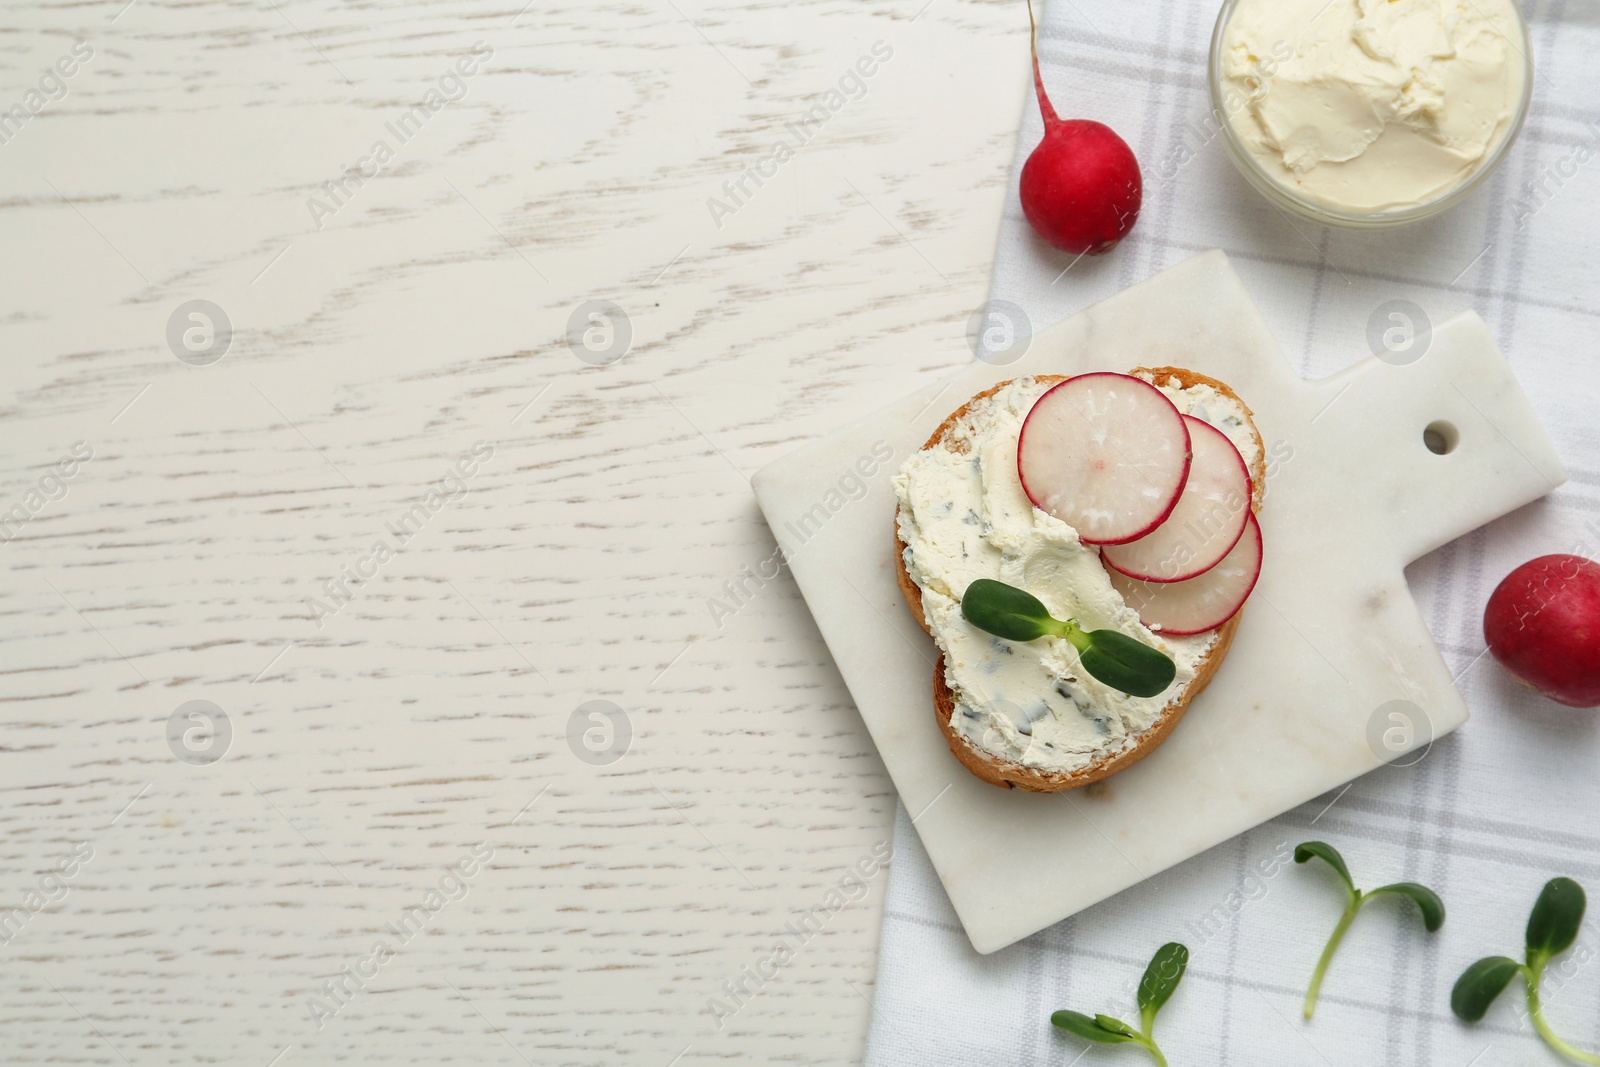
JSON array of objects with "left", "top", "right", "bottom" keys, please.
[
  {"left": 1018, "top": 0, "right": 1142, "bottom": 256},
  {"left": 1484, "top": 554, "right": 1600, "bottom": 708}
]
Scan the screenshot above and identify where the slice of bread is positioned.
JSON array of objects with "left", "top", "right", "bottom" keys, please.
[{"left": 894, "top": 368, "right": 1266, "bottom": 793}]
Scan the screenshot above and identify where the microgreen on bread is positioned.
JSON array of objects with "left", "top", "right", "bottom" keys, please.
[
  {"left": 1295, "top": 841, "right": 1444, "bottom": 1019},
  {"left": 1052, "top": 942, "right": 1187, "bottom": 1067},
  {"left": 961, "top": 579, "right": 1177, "bottom": 698},
  {"left": 1453, "top": 878, "right": 1600, "bottom": 1064}
]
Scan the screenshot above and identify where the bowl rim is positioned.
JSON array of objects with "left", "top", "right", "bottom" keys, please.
[{"left": 1206, "top": 0, "right": 1535, "bottom": 230}]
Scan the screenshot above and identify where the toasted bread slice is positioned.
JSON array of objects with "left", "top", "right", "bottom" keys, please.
[{"left": 894, "top": 368, "right": 1266, "bottom": 793}]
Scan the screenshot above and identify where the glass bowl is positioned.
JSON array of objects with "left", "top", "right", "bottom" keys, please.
[{"left": 1206, "top": 0, "right": 1534, "bottom": 229}]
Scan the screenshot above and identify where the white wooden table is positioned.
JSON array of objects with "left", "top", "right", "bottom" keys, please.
[{"left": 0, "top": 0, "right": 1023, "bottom": 1063}]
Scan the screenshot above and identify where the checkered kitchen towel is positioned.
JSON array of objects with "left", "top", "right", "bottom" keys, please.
[{"left": 864, "top": 1, "right": 1600, "bottom": 1064}]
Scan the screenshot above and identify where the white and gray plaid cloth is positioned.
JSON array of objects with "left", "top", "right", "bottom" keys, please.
[{"left": 864, "top": 1, "right": 1600, "bottom": 1064}]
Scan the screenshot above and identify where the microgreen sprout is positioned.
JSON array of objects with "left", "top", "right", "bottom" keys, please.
[
  {"left": 1452, "top": 877, "right": 1600, "bottom": 1065},
  {"left": 1295, "top": 841, "right": 1444, "bottom": 1019},
  {"left": 1051, "top": 942, "right": 1188, "bottom": 1067},
  {"left": 961, "top": 578, "right": 1177, "bottom": 698}
]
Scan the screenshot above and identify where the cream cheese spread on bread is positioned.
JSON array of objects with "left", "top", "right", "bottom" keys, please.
[{"left": 893, "top": 375, "right": 1258, "bottom": 775}]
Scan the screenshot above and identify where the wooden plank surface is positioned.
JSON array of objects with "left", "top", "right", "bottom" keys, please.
[{"left": 0, "top": 0, "right": 1020, "bottom": 1062}]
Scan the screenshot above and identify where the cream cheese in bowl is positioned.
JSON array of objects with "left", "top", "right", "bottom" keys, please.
[{"left": 1211, "top": 0, "right": 1531, "bottom": 226}]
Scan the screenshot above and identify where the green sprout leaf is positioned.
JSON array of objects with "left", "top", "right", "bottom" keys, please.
[
  {"left": 961, "top": 579, "right": 1064, "bottom": 642},
  {"left": 1050, "top": 943, "right": 1187, "bottom": 1067},
  {"left": 1078, "top": 629, "right": 1178, "bottom": 698},
  {"left": 1094, "top": 1014, "right": 1143, "bottom": 1039},
  {"left": 1138, "top": 942, "right": 1190, "bottom": 1029},
  {"left": 1294, "top": 841, "right": 1354, "bottom": 894},
  {"left": 1050, "top": 1010, "right": 1134, "bottom": 1044},
  {"left": 1367, "top": 883, "right": 1446, "bottom": 933},
  {"left": 1294, "top": 841, "right": 1444, "bottom": 1020},
  {"left": 1454, "top": 877, "right": 1600, "bottom": 1065},
  {"left": 960, "top": 579, "right": 1176, "bottom": 698},
  {"left": 1527, "top": 877, "right": 1586, "bottom": 964},
  {"left": 1450, "top": 957, "right": 1523, "bottom": 1023}
]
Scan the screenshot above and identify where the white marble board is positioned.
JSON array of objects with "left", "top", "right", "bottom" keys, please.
[{"left": 751, "top": 250, "right": 1565, "bottom": 955}]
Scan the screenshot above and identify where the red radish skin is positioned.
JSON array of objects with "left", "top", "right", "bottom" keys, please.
[
  {"left": 1102, "top": 416, "right": 1253, "bottom": 583},
  {"left": 1017, "top": 373, "right": 1191, "bottom": 546},
  {"left": 1107, "top": 513, "right": 1263, "bottom": 636},
  {"left": 1484, "top": 554, "right": 1600, "bottom": 708},
  {"left": 1019, "top": 0, "right": 1143, "bottom": 256}
]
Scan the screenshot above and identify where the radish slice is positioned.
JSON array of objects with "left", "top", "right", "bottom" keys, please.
[
  {"left": 1107, "top": 513, "right": 1263, "bottom": 635},
  {"left": 1017, "top": 373, "right": 1191, "bottom": 545},
  {"left": 1102, "top": 416, "right": 1252, "bottom": 583}
]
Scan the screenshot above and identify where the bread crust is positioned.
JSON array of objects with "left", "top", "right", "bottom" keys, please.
[{"left": 894, "top": 369, "right": 1265, "bottom": 793}]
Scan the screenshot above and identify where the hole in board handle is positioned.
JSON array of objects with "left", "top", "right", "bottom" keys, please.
[{"left": 1424, "top": 421, "right": 1459, "bottom": 455}]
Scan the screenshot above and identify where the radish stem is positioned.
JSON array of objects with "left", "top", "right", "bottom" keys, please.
[{"left": 1025, "top": 0, "right": 1059, "bottom": 126}]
